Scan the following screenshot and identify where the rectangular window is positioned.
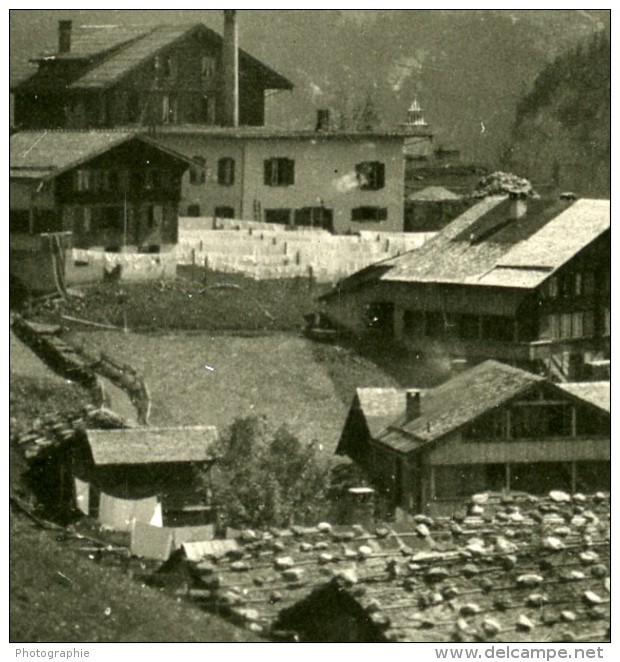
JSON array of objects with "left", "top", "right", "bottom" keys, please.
[
  {"left": 264, "top": 158, "right": 295, "bottom": 186},
  {"left": 583, "top": 270, "right": 596, "bottom": 295},
  {"left": 560, "top": 313, "right": 572, "bottom": 339},
  {"left": 571, "top": 311, "right": 584, "bottom": 338},
  {"left": 189, "top": 157, "right": 206, "bottom": 185},
  {"left": 294, "top": 207, "right": 334, "bottom": 230},
  {"left": 201, "top": 96, "right": 216, "bottom": 124},
  {"left": 602, "top": 308, "right": 610, "bottom": 337},
  {"left": 511, "top": 403, "right": 572, "bottom": 439},
  {"left": 217, "top": 157, "right": 235, "bottom": 186},
  {"left": 74, "top": 170, "right": 91, "bottom": 192},
  {"left": 214, "top": 206, "right": 235, "bottom": 219},
  {"left": 264, "top": 209, "right": 291, "bottom": 225},
  {"left": 162, "top": 55, "right": 177, "bottom": 81},
  {"left": 161, "top": 94, "right": 177, "bottom": 124},
  {"left": 201, "top": 56, "right": 217, "bottom": 84},
  {"left": 547, "top": 276, "right": 559, "bottom": 298},
  {"left": 146, "top": 205, "right": 163, "bottom": 230},
  {"left": 356, "top": 161, "right": 385, "bottom": 190},
  {"left": 351, "top": 206, "right": 388, "bottom": 222},
  {"left": 186, "top": 204, "right": 201, "bottom": 217},
  {"left": 574, "top": 272, "right": 583, "bottom": 296}
]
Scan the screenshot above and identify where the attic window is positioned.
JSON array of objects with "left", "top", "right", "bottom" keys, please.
[{"left": 201, "top": 56, "right": 217, "bottom": 83}]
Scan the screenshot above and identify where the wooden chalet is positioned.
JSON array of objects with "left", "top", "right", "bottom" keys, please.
[
  {"left": 337, "top": 361, "right": 610, "bottom": 516},
  {"left": 321, "top": 195, "right": 610, "bottom": 380},
  {"left": 11, "top": 17, "right": 292, "bottom": 130},
  {"left": 72, "top": 426, "right": 218, "bottom": 531}
]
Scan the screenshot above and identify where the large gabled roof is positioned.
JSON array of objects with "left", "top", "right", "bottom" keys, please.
[
  {"left": 85, "top": 426, "right": 218, "bottom": 465},
  {"left": 10, "top": 130, "right": 197, "bottom": 180},
  {"left": 381, "top": 197, "right": 610, "bottom": 290},
  {"left": 16, "top": 23, "right": 293, "bottom": 93}
]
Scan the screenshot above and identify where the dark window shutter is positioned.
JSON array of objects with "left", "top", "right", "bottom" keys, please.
[
  {"left": 377, "top": 162, "right": 385, "bottom": 189},
  {"left": 264, "top": 159, "right": 273, "bottom": 185},
  {"left": 285, "top": 159, "right": 295, "bottom": 185}
]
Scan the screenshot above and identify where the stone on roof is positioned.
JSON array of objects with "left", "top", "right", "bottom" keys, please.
[{"left": 85, "top": 426, "right": 218, "bottom": 465}]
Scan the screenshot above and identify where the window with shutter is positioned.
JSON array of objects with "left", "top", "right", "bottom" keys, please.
[
  {"left": 264, "top": 158, "right": 295, "bottom": 186},
  {"left": 218, "top": 158, "right": 235, "bottom": 186},
  {"left": 356, "top": 162, "right": 386, "bottom": 190}
]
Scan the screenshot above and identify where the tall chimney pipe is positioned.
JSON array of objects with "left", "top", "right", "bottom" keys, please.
[
  {"left": 405, "top": 390, "right": 421, "bottom": 422},
  {"left": 222, "top": 10, "right": 239, "bottom": 127},
  {"left": 58, "top": 20, "right": 73, "bottom": 54}
]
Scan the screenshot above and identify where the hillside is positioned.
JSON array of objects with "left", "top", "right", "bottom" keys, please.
[
  {"left": 9, "top": 9, "right": 609, "bottom": 166},
  {"left": 502, "top": 32, "right": 610, "bottom": 197}
]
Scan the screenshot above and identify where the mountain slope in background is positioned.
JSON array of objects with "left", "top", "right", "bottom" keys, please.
[
  {"left": 502, "top": 33, "right": 610, "bottom": 197},
  {"left": 9, "top": 9, "right": 610, "bottom": 169}
]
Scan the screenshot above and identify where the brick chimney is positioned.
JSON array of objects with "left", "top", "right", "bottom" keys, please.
[
  {"left": 58, "top": 20, "right": 72, "bottom": 54},
  {"left": 405, "top": 390, "right": 421, "bottom": 422},
  {"left": 222, "top": 10, "right": 239, "bottom": 127},
  {"left": 509, "top": 191, "right": 527, "bottom": 220}
]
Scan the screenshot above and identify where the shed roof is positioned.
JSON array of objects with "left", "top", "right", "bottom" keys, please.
[
  {"left": 85, "top": 426, "right": 218, "bottom": 465},
  {"left": 381, "top": 197, "right": 610, "bottom": 290},
  {"left": 10, "top": 130, "right": 196, "bottom": 180},
  {"left": 559, "top": 382, "right": 610, "bottom": 413}
]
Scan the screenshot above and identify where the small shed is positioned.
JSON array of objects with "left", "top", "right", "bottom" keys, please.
[{"left": 72, "top": 426, "right": 218, "bottom": 531}]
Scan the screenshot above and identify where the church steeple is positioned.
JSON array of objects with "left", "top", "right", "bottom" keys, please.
[{"left": 404, "top": 96, "right": 428, "bottom": 129}]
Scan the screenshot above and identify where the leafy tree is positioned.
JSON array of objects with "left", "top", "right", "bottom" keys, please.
[{"left": 208, "top": 417, "right": 331, "bottom": 529}]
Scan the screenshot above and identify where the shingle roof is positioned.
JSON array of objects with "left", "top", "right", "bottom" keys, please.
[
  {"left": 85, "top": 426, "right": 218, "bottom": 465},
  {"left": 276, "top": 493, "right": 610, "bottom": 643},
  {"left": 559, "top": 382, "right": 610, "bottom": 414},
  {"left": 159, "top": 492, "right": 609, "bottom": 642},
  {"left": 16, "top": 23, "right": 293, "bottom": 93},
  {"left": 377, "top": 361, "right": 544, "bottom": 452},
  {"left": 10, "top": 130, "right": 196, "bottom": 180},
  {"left": 382, "top": 197, "right": 610, "bottom": 290}
]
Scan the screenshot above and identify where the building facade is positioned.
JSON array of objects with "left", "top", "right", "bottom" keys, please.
[
  {"left": 155, "top": 127, "right": 416, "bottom": 233},
  {"left": 337, "top": 361, "right": 610, "bottom": 517}
]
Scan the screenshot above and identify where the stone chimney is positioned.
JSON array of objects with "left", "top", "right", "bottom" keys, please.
[
  {"left": 509, "top": 191, "right": 528, "bottom": 220},
  {"left": 58, "top": 20, "right": 72, "bottom": 54},
  {"left": 222, "top": 10, "right": 239, "bottom": 127},
  {"left": 405, "top": 390, "right": 421, "bottom": 422},
  {"left": 316, "top": 109, "right": 330, "bottom": 132}
]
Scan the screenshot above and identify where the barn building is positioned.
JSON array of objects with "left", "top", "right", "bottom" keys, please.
[
  {"left": 337, "top": 360, "right": 610, "bottom": 516},
  {"left": 320, "top": 195, "right": 610, "bottom": 380}
]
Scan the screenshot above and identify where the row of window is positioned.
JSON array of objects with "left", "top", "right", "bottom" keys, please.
[
  {"left": 188, "top": 158, "right": 387, "bottom": 191},
  {"left": 544, "top": 270, "right": 609, "bottom": 298},
  {"left": 70, "top": 205, "right": 164, "bottom": 233},
  {"left": 151, "top": 55, "right": 217, "bottom": 86},
  {"left": 72, "top": 169, "right": 176, "bottom": 193},
  {"left": 540, "top": 311, "right": 603, "bottom": 340},
  {"left": 190, "top": 157, "right": 235, "bottom": 186}
]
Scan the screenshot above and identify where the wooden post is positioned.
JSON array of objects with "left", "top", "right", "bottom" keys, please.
[
  {"left": 429, "top": 465, "right": 436, "bottom": 500},
  {"left": 570, "top": 462, "right": 577, "bottom": 493},
  {"left": 505, "top": 464, "right": 511, "bottom": 493},
  {"left": 571, "top": 406, "right": 577, "bottom": 437}
]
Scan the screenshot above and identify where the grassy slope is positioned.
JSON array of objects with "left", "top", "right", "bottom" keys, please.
[
  {"left": 10, "top": 515, "right": 257, "bottom": 643},
  {"left": 68, "top": 331, "right": 400, "bottom": 456},
  {"left": 9, "top": 333, "right": 258, "bottom": 643},
  {"left": 32, "top": 268, "right": 330, "bottom": 333}
]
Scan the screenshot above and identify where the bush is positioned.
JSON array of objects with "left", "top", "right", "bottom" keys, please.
[{"left": 210, "top": 417, "right": 330, "bottom": 529}]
